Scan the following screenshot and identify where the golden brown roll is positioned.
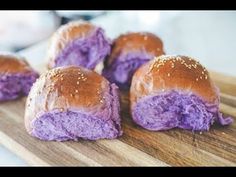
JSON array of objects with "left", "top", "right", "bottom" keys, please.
[
  {"left": 25, "top": 66, "right": 122, "bottom": 141},
  {"left": 47, "top": 20, "right": 111, "bottom": 70},
  {"left": 102, "top": 32, "right": 165, "bottom": 89},
  {"left": 130, "top": 55, "right": 233, "bottom": 131},
  {"left": 0, "top": 53, "right": 39, "bottom": 101}
]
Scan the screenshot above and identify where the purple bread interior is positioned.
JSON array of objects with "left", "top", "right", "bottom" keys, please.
[
  {"left": 54, "top": 28, "right": 111, "bottom": 69},
  {"left": 0, "top": 72, "right": 39, "bottom": 101},
  {"left": 132, "top": 90, "right": 233, "bottom": 131},
  {"left": 30, "top": 84, "right": 122, "bottom": 141},
  {"left": 102, "top": 52, "right": 153, "bottom": 90}
]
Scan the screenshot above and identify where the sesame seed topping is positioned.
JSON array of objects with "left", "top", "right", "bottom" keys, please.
[
  {"left": 77, "top": 81, "right": 79, "bottom": 85},
  {"left": 61, "top": 78, "right": 64, "bottom": 81},
  {"left": 70, "top": 93, "right": 73, "bottom": 97},
  {"left": 75, "top": 90, "right": 78, "bottom": 93},
  {"left": 60, "top": 108, "right": 64, "bottom": 112},
  {"left": 200, "top": 76, "right": 203, "bottom": 79},
  {"left": 205, "top": 75, "right": 208, "bottom": 79},
  {"left": 144, "top": 36, "right": 148, "bottom": 40},
  {"left": 167, "top": 73, "right": 170, "bottom": 77},
  {"left": 196, "top": 78, "right": 199, "bottom": 81}
]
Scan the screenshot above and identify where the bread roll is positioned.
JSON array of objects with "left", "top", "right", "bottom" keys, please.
[
  {"left": 0, "top": 53, "right": 39, "bottom": 101},
  {"left": 25, "top": 66, "right": 122, "bottom": 141},
  {"left": 47, "top": 20, "right": 111, "bottom": 70},
  {"left": 102, "top": 32, "right": 165, "bottom": 89},
  {"left": 130, "top": 55, "right": 233, "bottom": 131}
]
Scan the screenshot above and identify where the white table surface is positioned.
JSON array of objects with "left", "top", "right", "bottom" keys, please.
[{"left": 1, "top": 11, "right": 236, "bottom": 166}]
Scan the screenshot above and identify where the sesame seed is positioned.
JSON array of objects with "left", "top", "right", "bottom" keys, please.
[
  {"left": 202, "top": 71, "right": 204, "bottom": 74},
  {"left": 100, "top": 100, "right": 103, "bottom": 103},
  {"left": 70, "top": 93, "right": 73, "bottom": 97},
  {"left": 205, "top": 75, "right": 208, "bottom": 79},
  {"left": 60, "top": 108, "right": 64, "bottom": 112},
  {"left": 167, "top": 73, "right": 170, "bottom": 77},
  {"left": 144, "top": 36, "right": 148, "bottom": 40},
  {"left": 77, "top": 81, "right": 79, "bottom": 85},
  {"left": 200, "top": 76, "right": 203, "bottom": 79},
  {"left": 61, "top": 78, "right": 64, "bottom": 81},
  {"left": 196, "top": 78, "right": 199, "bottom": 81},
  {"left": 200, "top": 132, "right": 202, "bottom": 134},
  {"left": 75, "top": 90, "right": 78, "bottom": 93}
]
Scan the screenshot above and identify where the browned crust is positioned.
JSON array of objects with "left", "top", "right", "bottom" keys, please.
[
  {"left": 130, "top": 55, "right": 219, "bottom": 108},
  {"left": 0, "top": 53, "right": 34, "bottom": 74},
  {"left": 106, "top": 32, "right": 165, "bottom": 66}
]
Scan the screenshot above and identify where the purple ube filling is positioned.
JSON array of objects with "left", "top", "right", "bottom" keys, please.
[
  {"left": 30, "top": 84, "right": 122, "bottom": 141},
  {"left": 0, "top": 72, "right": 39, "bottom": 101},
  {"left": 54, "top": 28, "right": 111, "bottom": 69},
  {"left": 132, "top": 90, "right": 233, "bottom": 131},
  {"left": 102, "top": 52, "right": 153, "bottom": 90}
]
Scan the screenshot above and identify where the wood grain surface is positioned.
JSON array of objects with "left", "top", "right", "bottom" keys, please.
[{"left": 0, "top": 64, "right": 235, "bottom": 166}]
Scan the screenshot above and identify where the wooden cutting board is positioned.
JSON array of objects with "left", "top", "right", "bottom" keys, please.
[{"left": 0, "top": 62, "right": 235, "bottom": 166}]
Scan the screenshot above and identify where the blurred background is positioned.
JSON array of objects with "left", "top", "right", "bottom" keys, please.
[
  {"left": 0, "top": 10, "right": 236, "bottom": 76},
  {"left": 0, "top": 10, "right": 236, "bottom": 165}
]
